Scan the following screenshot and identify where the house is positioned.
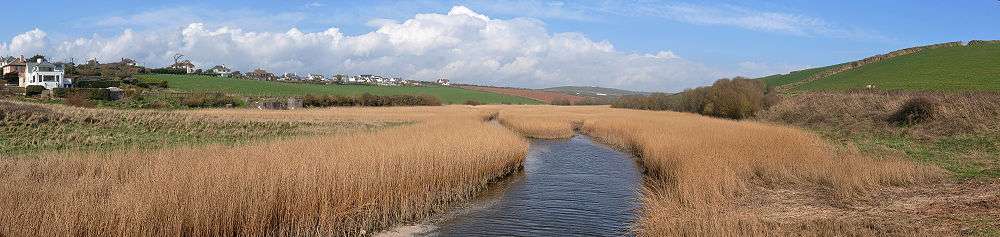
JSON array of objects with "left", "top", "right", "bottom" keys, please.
[
  {"left": 435, "top": 79, "right": 450, "bottom": 86},
  {"left": 280, "top": 73, "right": 302, "bottom": 81},
  {"left": 21, "top": 58, "right": 70, "bottom": 89},
  {"left": 307, "top": 74, "right": 326, "bottom": 81},
  {"left": 1, "top": 56, "right": 27, "bottom": 80},
  {"left": 246, "top": 68, "right": 276, "bottom": 80},
  {"left": 120, "top": 58, "right": 137, "bottom": 67},
  {"left": 210, "top": 65, "right": 232, "bottom": 77},
  {"left": 169, "top": 60, "right": 197, "bottom": 74}
]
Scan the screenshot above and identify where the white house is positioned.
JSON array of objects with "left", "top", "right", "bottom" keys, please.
[
  {"left": 169, "top": 60, "right": 197, "bottom": 74},
  {"left": 23, "top": 58, "right": 70, "bottom": 89},
  {"left": 435, "top": 79, "right": 450, "bottom": 86},
  {"left": 210, "top": 65, "right": 232, "bottom": 77}
]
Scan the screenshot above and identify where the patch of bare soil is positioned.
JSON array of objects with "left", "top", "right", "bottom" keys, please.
[{"left": 731, "top": 180, "right": 999, "bottom": 236}]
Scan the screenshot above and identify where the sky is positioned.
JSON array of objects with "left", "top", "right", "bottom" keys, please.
[{"left": 1, "top": 0, "right": 998, "bottom": 92}]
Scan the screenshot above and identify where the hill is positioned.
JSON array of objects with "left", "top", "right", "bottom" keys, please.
[
  {"left": 761, "top": 40, "right": 1000, "bottom": 92},
  {"left": 542, "top": 86, "right": 647, "bottom": 97},
  {"left": 457, "top": 85, "right": 584, "bottom": 104},
  {"left": 137, "top": 74, "right": 541, "bottom": 105}
]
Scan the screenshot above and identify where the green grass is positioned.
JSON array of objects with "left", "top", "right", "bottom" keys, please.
[
  {"left": 797, "top": 44, "right": 1000, "bottom": 91},
  {"left": 137, "top": 74, "right": 541, "bottom": 104},
  {"left": 823, "top": 131, "right": 1000, "bottom": 179},
  {"left": 757, "top": 65, "right": 838, "bottom": 88}
]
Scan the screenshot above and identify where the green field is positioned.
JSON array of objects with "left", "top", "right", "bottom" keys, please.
[
  {"left": 793, "top": 44, "right": 1000, "bottom": 91},
  {"left": 137, "top": 74, "right": 541, "bottom": 104}
]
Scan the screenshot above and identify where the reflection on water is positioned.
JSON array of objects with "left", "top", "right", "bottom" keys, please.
[{"left": 428, "top": 135, "right": 642, "bottom": 237}]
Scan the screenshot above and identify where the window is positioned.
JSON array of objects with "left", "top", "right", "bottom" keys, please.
[{"left": 43, "top": 75, "right": 57, "bottom": 82}]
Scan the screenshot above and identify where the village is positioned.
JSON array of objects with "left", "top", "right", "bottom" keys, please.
[{"left": 1, "top": 54, "right": 451, "bottom": 90}]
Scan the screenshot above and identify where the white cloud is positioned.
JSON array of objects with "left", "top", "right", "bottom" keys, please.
[
  {"left": 736, "top": 61, "right": 810, "bottom": 77},
  {"left": 3, "top": 6, "right": 723, "bottom": 91},
  {"left": 0, "top": 29, "right": 48, "bottom": 57}
]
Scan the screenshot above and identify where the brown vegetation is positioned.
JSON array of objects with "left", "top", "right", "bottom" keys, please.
[
  {"left": 757, "top": 90, "right": 1000, "bottom": 138},
  {"left": 0, "top": 106, "right": 528, "bottom": 236},
  {"left": 483, "top": 105, "right": 986, "bottom": 236},
  {"left": 459, "top": 85, "right": 584, "bottom": 104},
  {"left": 614, "top": 77, "right": 777, "bottom": 119}
]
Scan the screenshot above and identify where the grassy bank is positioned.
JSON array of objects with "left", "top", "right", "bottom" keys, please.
[
  {"left": 757, "top": 91, "right": 1000, "bottom": 179},
  {"left": 0, "top": 100, "right": 329, "bottom": 156},
  {"left": 0, "top": 106, "right": 528, "bottom": 236},
  {"left": 487, "top": 105, "right": 995, "bottom": 235},
  {"left": 137, "top": 74, "right": 541, "bottom": 104}
]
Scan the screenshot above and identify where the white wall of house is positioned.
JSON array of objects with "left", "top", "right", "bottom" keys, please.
[{"left": 24, "top": 59, "right": 69, "bottom": 89}]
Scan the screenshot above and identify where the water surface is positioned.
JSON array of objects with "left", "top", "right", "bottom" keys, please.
[{"left": 427, "top": 135, "right": 642, "bottom": 236}]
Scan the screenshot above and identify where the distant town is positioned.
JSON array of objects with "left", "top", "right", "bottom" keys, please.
[{"left": 1, "top": 54, "right": 451, "bottom": 90}]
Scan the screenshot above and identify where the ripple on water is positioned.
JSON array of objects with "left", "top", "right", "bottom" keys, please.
[{"left": 425, "top": 135, "right": 643, "bottom": 237}]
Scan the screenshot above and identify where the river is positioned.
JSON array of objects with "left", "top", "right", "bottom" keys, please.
[{"left": 387, "top": 135, "right": 643, "bottom": 236}]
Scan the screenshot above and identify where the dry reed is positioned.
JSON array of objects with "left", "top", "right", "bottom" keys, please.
[
  {"left": 487, "top": 106, "right": 946, "bottom": 236},
  {"left": 0, "top": 108, "right": 528, "bottom": 236}
]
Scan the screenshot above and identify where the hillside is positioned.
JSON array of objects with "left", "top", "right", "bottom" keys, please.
[
  {"left": 137, "top": 74, "right": 541, "bottom": 105},
  {"left": 457, "top": 85, "right": 583, "bottom": 103},
  {"left": 542, "top": 86, "right": 647, "bottom": 97},
  {"left": 762, "top": 40, "right": 1000, "bottom": 92},
  {"left": 758, "top": 65, "right": 838, "bottom": 88}
]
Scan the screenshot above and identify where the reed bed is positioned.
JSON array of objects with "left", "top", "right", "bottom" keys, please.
[
  {"left": 488, "top": 106, "right": 947, "bottom": 236},
  {"left": 0, "top": 108, "right": 528, "bottom": 236}
]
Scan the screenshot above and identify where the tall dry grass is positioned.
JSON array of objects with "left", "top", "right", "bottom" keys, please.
[
  {"left": 488, "top": 106, "right": 946, "bottom": 235},
  {"left": 0, "top": 108, "right": 528, "bottom": 236}
]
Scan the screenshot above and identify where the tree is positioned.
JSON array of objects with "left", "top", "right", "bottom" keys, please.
[
  {"left": 2, "top": 72, "right": 18, "bottom": 85},
  {"left": 27, "top": 55, "right": 46, "bottom": 62}
]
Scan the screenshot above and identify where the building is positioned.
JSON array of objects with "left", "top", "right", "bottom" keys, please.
[
  {"left": 435, "top": 79, "right": 450, "bottom": 86},
  {"left": 1, "top": 56, "right": 27, "bottom": 85},
  {"left": 307, "top": 74, "right": 326, "bottom": 81},
  {"left": 246, "top": 68, "right": 276, "bottom": 80},
  {"left": 169, "top": 60, "right": 197, "bottom": 74},
  {"left": 210, "top": 65, "right": 232, "bottom": 77},
  {"left": 22, "top": 58, "right": 70, "bottom": 89}
]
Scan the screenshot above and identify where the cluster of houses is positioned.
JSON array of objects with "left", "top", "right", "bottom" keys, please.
[
  {"left": 1, "top": 56, "right": 70, "bottom": 89},
  {"left": 0, "top": 54, "right": 453, "bottom": 90}
]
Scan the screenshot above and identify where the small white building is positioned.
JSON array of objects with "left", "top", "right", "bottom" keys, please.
[
  {"left": 210, "top": 65, "right": 232, "bottom": 77},
  {"left": 170, "top": 60, "right": 198, "bottom": 74},
  {"left": 23, "top": 58, "right": 70, "bottom": 89},
  {"left": 435, "top": 79, "right": 450, "bottom": 86}
]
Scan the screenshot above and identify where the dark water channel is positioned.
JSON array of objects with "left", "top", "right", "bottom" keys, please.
[{"left": 426, "top": 135, "right": 643, "bottom": 236}]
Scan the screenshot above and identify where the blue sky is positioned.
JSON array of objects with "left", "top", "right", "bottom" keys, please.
[{"left": 2, "top": 0, "right": 998, "bottom": 91}]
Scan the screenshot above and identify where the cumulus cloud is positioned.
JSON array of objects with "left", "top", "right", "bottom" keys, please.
[
  {"left": 2, "top": 6, "right": 723, "bottom": 91},
  {"left": 0, "top": 29, "right": 48, "bottom": 57}
]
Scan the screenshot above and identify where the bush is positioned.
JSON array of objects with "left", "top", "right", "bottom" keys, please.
[
  {"left": 888, "top": 97, "right": 937, "bottom": 126},
  {"left": 75, "top": 80, "right": 121, "bottom": 88},
  {"left": 180, "top": 93, "right": 241, "bottom": 108},
  {"left": 64, "top": 91, "right": 95, "bottom": 108},
  {"left": 464, "top": 100, "right": 482, "bottom": 106},
  {"left": 148, "top": 68, "right": 187, "bottom": 75},
  {"left": 612, "top": 77, "right": 773, "bottom": 119},
  {"left": 302, "top": 93, "right": 441, "bottom": 108},
  {"left": 53, "top": 88, "right": 116, "bottom": 101},
  {"left": 25, "top": 85, "right": 45, "bottom": 96},
  {"left": 551, "top": 98, "right": 572, "bottom": 106}
]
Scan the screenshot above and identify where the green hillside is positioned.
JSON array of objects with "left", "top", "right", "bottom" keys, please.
[
  {"left": 137, "top": 74, "right": 541, "bottom": 104},
  {"left": 542, "top": 86, "right": 647, "bottom": 97},
  {"left": 758, "top": 65, "right": 837, "bottom": 88},
  {"left": 795, "top": 43, "right": 1000, "bottom": 91}
]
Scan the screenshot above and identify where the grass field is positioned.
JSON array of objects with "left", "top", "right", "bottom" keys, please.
[
  {"left": 792, "top": 44, "right": 1000, "bottom": 91},
  {"left": 137, "top": 74, "right": 541, "bottom": 105}
]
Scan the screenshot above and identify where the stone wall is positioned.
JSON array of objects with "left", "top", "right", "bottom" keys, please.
[{"left": 967, "top": 40, "right": 1000, "bottom": 46}]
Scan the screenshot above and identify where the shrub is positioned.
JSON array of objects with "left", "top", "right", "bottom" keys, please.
[
  {"left": 25, "top": 85, "right": 45, "bottom": 96},
  {"left": 551, "top": 98, "right": 572, "bottom": 106},
  {"left": 75, "top": 80, "right": 121, "bottom": 88},
  {"left": 180, "top": 93, "right": 241, "bottom": 108},
  {"left": 612, "top": 77, "right": 773, "bottom": 119},
  {"left": 888, "top": 97, "right": 937, "bottom": 126},
  {"left": 464, "top": 100, "right": 482, "bottom": 106},
  {"left": 302, "top": 94, "right": 441, "bottom": 107},
  {"left": 64, "top": 91, "right": 95, "bottom": 108}
]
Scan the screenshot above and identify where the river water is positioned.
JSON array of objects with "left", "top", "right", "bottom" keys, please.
[{"left": 422, "top": 135, "right": 643, "bottom": 236}]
